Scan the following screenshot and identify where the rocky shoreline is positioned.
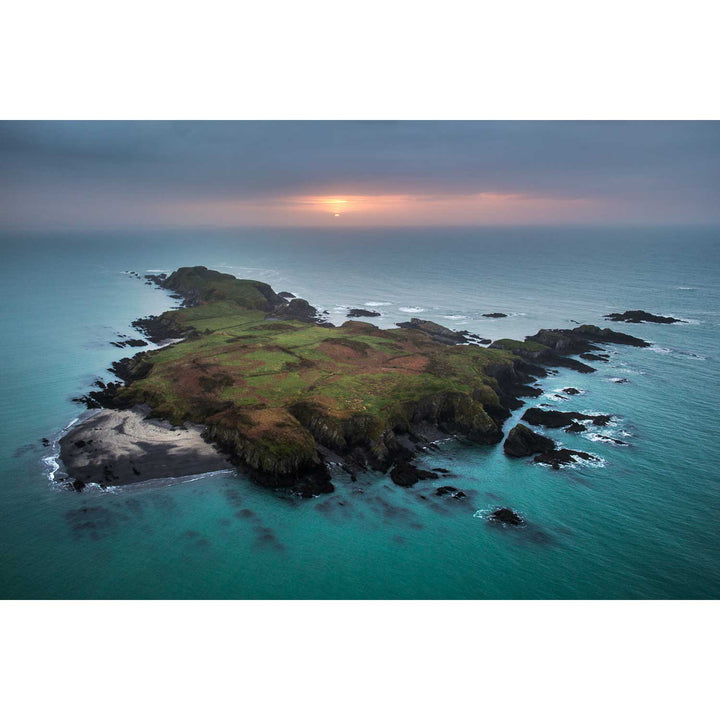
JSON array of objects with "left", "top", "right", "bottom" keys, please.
[{"left": 59, "top": 267, "right": 659, "bottom": 497}]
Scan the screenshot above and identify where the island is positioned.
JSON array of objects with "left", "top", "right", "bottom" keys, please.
[{"left": 61, "top": 266, "right": 651, "bottom": 497}]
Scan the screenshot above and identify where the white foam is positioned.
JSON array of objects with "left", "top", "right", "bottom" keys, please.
[
  {"left": 43, "top": 454, "right": 60, "bottom": 482},
  {"left": 610, "top": 363, "right": 646, "bottom": 376},
  {"left": 399, "top": 307, "right": 425, "bottom": 313},
  {"left": 586, "top": 433, "right": 628, "bottom": 446},
  {"left": 473, "top": 507, "right": 527, "bottom": 522},
  {"left": 443, "top": 315, "right": 467, "bottom": 320},
  {"left": 155, "top": 337, "right": 184, "bottom": 348},
  {"left": 574, "top": 454, "right": 607, "bottom": 469},
  {"left": 553, "top": 387, "right": 585, "bottom": 396},
  {"left": 42, "top": 414, "right": 90, "bottom": 484},
  {"left": 543, "top": 392, "right": 570, "bottom": 402},
  {"left": 364, "top": 301, "right": 392, "bottom": 307},
  {"left": 647, "top": 346, "right": 706, "bottom": 360}
]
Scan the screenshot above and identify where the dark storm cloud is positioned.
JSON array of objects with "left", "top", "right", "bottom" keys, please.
[{"left": 1, "top": 121, "right": 719, "bottom": 227}]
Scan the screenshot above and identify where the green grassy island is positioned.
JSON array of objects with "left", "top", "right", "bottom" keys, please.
[{"left": 62, "top": 266, "right": 649, "bottom": 496}]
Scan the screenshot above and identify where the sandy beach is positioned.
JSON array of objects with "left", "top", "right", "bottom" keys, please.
[{"left": 59, "top": 407, "right": 233, "bottom": 485}]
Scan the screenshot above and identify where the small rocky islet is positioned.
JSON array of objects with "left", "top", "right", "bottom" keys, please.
[
  {"left": 61, "top": 266, "right": 666, "bottom": 505},
  {"left": 604, "top": 309, "right": 684, "bottom": 324},
  {"left": 346, "top": 308, "right": 381, "bottom": 318}
]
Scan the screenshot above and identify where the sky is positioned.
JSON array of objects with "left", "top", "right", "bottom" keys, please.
[{"left": 1, "top": 121, "right": 719, "bottom": 230}]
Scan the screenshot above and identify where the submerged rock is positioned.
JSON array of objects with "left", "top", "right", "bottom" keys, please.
[
  {"left": 596, "top": 435, "right": 628, "bottom": 446},
  {"left": 295, "top": 473, "right": 335, "bottom": 498},
  {"left": 564, "top": 421, "right": 586, "bottom": 433},
  {"left": 110, "top": 338, "right": 149, "bottom": 349},
  {"left": 482, "top": 312, "right": 507, "bottom": 318},
  {"left": 435, "top": 486, "right": 467, "bottom": 499},
  {"left": 390, "top": 461, "right": 439, "bottom": 487},
  {"left": 489, "top": 508, "right": 524, "bottom": 525},
  {"left": 563, "top": 387, "right": 581, "bottom": 395},
  {"left": 503, "top": 423, "right": 555, "bottom": 457},
  {"left": 533, "top": 448, "right": 596, "bottom": 469}
]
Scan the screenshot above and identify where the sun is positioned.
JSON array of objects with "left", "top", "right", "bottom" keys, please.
[
  {"left": 295, "top": 195, "right": 354, "bottom": 219},
  {"left": 318, "top": 198, "right": 348, "bottom": 216}
]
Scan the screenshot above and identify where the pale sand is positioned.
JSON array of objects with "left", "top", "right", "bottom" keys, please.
[{"left": 59, "top": 407, "right": 233, "bottom": 485}]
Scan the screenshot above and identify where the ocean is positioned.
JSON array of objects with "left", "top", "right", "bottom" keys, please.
[{"left": 1, "top": 225, "right": 718, "bottom": 599}]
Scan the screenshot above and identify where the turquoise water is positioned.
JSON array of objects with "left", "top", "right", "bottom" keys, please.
[{"left": 1, "top": 226, "right": 718, "bottom": 598}]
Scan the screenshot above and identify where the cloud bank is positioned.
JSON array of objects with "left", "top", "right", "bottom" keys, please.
[{"left": 1, "top": 121, "right": 718, "bottom": 229}]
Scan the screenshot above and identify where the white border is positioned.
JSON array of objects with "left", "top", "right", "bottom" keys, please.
[
  {"left": 2, "top": 2, "right": 718, "bottom": 717},
  {"left": 3, "top": 1, "right": 719, "bottom": 119},
  {"left": 2, "top": 601, "right": 718, "bottom": 718}
]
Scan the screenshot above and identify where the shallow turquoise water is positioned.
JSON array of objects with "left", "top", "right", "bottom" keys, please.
[{"left": 1, "top": 226, "right": 718, "bottom": 598}]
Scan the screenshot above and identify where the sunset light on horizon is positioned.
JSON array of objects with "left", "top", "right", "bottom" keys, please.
[{"left": 2, "top": 121, "right": 718, "bottom": 230}]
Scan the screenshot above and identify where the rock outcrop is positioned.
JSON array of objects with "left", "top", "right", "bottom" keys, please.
[
  {"left": 533, "top": 448, "right": 596, "bottom": 470},
  {"left": 489, "top": 508, "right": 524, "bottom": 525},
  {"left": 347, "top": 308, "right": 381, "bottom": 318},
  {"left": 604, "top": 310, "right": 683, "bottom": 324},
  {"left": 396, "top": 318, "right": 489, "bottom": 345},
  {"left": 491, "top": 324, "right": 649, "bottom": 375},
  {"left": 503, "top": 423, "right": 555, "bottom": 457},
  {"left": 521, "top": 408, "right": 611, "bottom": 429}
]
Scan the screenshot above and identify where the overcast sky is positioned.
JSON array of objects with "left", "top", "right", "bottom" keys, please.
[{"left": 1, "top": 121, "right": 718, "bottom": 229}]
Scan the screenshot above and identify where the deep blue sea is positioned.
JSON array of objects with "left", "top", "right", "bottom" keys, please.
[{"left": 1, "top": 226, "right": 718, "bottom": 598}]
